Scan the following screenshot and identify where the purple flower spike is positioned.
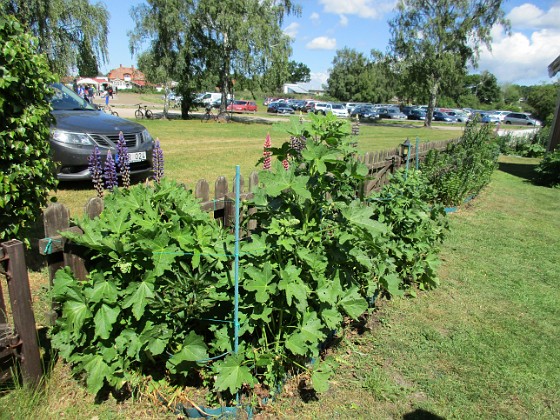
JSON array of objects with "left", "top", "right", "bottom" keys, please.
[
  {"left": 116, "top": 131, "right": 130, "bottom": 188},
  {"left": 152, "top": 138, "right": 164, "bottom": 183},
  {"left": 88, "top": 146, "right": 104, "bottom": 198},
  {"left": 104, "top": 150, "right": 118, "bottom": 192}
]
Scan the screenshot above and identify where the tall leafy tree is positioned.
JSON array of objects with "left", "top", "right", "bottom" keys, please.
[
  {"left": 287, "top": 60, "right": 310, "bottom": 83},
  {"left": 388, "top": 0, "right": 509, "bottom": 126},
  {"left": 76, "top": 39, "right": 100, "bottom": 77},
  {"left": 526, "top": 83, "right": 559, "bottom": 124},
  {"left": 327, "top": 48, "right": 394, "bottom": 103},
  {"left": 130, "top": 0, "right": 299, "bottom": 115},
  {"left": 0, "top": 0, "right": 109, "bottom": 76}
]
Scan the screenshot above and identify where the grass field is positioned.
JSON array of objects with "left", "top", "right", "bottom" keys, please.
[{"left": 53, "top": 116, "right": 462, "bottom": 216}]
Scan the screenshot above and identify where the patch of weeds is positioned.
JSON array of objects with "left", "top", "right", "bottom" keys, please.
[{"left": 362, "top": 365, "right": 409, "bottom": 402}]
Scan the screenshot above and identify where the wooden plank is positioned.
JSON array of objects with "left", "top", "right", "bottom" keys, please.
[
  {"left": 2, "top": 240, "right": 42, "bottom": 385},
  {"left": 43, "top": 203, "right": 70, "bottom": 286},
  {"left": 84, "top": 197, "right": 104, "bottom": 219},
  {"left": 195, "top": 179, "right": 210, "bottom": 202}
]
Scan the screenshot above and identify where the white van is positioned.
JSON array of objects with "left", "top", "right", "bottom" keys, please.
[{"left": 196, "top": 92, "right": 222, "bottom": 105}]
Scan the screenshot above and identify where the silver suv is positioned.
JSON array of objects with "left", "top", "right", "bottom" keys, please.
[{"left": 503, "top": 112, "right": 541, "bottom": 126}]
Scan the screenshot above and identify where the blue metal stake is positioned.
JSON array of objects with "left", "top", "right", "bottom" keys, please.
[
  {"left": 415, "top": 137, "right": 420, "bottom": 171},
  {"left": 234, "top": 165, "right": 240, "bottom": 355}
]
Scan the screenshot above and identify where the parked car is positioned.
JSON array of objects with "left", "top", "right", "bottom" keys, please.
[
  {"left": 351, "top": 105, "right": 380, "bottom": 122},
  {"left": 433, "top": 111, "right": 457, "bottom": 122},
  {"left": 407, "top": 108, "right": 427, "bottom": 120},
  {"left": 330, "top": 103, "right": 349, "bottom": 118},
  {"left": 503, "top": 112, "right": 541, "bottom": 126},
  {"left": 480, "top": 113, "right": 500, "bottom": 124},
  {"left": 49, "top": 82, "right": 154, "bottom": 181},
  {"left": 313, "top": 102, "right": 332, "bottom": 115},
  {"left": 267, "top": 102, "right": 294, "bottom": 114},
  {"left": 378, "top": 107, "right": 407, "bottom": 119},
  {"left": 445, "top": 110, "right": 468, "bottom": 122},
  {"left": 227, "top": 100, "right": 257, "bottom": 113}
]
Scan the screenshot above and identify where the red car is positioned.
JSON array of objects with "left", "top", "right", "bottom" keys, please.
[{"left": 227, "top": 100, "right": 257, "bottom": 113}]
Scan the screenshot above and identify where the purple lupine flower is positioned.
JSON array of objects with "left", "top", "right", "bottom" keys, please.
[
  {"left": 263, "top": 133, "right": 272, "bottom": 170},
  {"left": 88, "top": 146, "right": 104, "bottom": 198},
  {"left": 104, "top": 150, "right": 118, "bottom": 192},
  {"left": 152, "top": 139, "right": 164, "bottom": 183},
  {"left": 116, "top": 131, "right": 130, "bottom": 189}
]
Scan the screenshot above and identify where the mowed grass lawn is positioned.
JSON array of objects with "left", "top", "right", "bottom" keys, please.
[{"left": 53, "top": 117, "right": 462, "bottom": 215}]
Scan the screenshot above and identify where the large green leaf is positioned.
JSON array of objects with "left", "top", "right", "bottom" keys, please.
[
  {"left": 167, "top": 331, "right": 209, "bottom": 374},
  {"left": 278, "top": 263, "right": 308, "bottom": 309},
  {"left": 93, "top": 303, "right": 119, "bottom": 340},
  {"left": 63, "top": 299, "right": 92, "bottom": 336},
  {"left": 122, "top": 280, "right": 155, "bottom": 320},
  {"left": 339, "top": 286, "right": 368, "bottom": 319},
  {"left": 244, "top": 262, "right": 277, "bottom": 303},
  {"left": 82, "top": 354, "right": 113, "bottom": 395},
  {"left": 213, "top": 354, "right": 254, "bottom": 395}
]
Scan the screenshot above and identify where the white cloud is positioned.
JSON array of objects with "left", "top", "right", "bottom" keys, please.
[
  {"left": 339, "top": 15, "right": 349, "bottom": 26},
  {"left": 310, "top": 12, "right": 320, "bottom": 25},
  {"left": 306, "top": 36, "right": 337, "bottom": 50},
  {"left": 507, "top": 3, "right": 560, "bottom": 30},
  {"left": 283, "top": 22, "right": 299, "bottom": 38},
  {"left": 318, "top": 0, "right": 396, "bottom": 19},
  {"left": 478, "top": 24, "right": 560, "bottom": 84},
  {"left": 300, "top": 71, "right": 330, "bottom": 90}
]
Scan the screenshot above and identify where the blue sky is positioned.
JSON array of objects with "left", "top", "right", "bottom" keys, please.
[{"left": 100, "top": 0, "right": 560, "bottom": 89}]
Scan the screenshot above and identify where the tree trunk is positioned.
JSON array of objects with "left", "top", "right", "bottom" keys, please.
[{"left": 424, "top": 80, "right": 439, "bottom": 128}]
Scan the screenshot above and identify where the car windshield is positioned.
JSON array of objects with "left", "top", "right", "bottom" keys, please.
[{"left": 50, "top": 83, "right": 97, "bottom": 111}]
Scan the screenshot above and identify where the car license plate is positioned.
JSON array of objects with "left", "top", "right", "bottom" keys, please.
[{"left": 128, "top": 151, "right": 146, "bottom": 163}]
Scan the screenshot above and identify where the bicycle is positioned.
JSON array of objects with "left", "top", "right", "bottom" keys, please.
[
  {"left": 135, "top": 104, "right": 153, "bottom": 119},
  {"left": 201, "top": 106, "right": 229, "bottom": 123},
  {"left": 102, "top": 104, "right": 118, "bottom": 116}
]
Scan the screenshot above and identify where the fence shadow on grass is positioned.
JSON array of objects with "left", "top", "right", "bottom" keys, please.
[{"left": 498, "top": 161, "right": 538, "bottom": 182}]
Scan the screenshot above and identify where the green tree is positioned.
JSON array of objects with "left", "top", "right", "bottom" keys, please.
[
  {"left": 0, "top": 0, "right": 109, "bottom": 76},
  {"left": 526, "top": 83, "right": 559, "bottom": 125},
  {"left": 389, "top": 0, "right": 509, "bottom": 126},
  {"left": 287, "top": 60, "right": 311, "bottom": 83},
  {"left": 130, "top": 0, "right": 299, "bottom": 115},
  {"left": 0, "top": 15, "right": 58, "bottom": 244},
  {"left": 76, "top": 39, "right": 100, "bottom": 77},
  {"left": 474, "top": 71, "right": 501, "bottom": 104},
  {"left": 327, "top": 48, "right": 394, "bottom": 103},
  {"left": 502, "top": 83, "right": 522, "bottom": 106}
]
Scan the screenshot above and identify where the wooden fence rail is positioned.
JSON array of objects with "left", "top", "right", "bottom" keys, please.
[{"left": 0, "top": 240, "right": 42, "bottom": 386}]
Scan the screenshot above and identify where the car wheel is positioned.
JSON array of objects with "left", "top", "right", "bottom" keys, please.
[{"left": 505, "top": 121, "right": 511, "bottom": 124}]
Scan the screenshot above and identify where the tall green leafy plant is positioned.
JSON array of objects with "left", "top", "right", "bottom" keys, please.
[
  {"left": 221, "top": 114, "right": 390, "bottom": 395},
  {"left": 370, "top": 170, "right": 448, "bottom": 295},
  {"left": 0, "top": 15, "right": 58, "bottom": 244},
  {"left": 422, "top": 122, "right": 499, "bottom": 206},
  {"left": 50, "top": 179, "right": 234, "bottom": 395}
]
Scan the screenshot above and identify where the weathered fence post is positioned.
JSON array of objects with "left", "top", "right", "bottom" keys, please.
[{"left": 0, "top": 240, "right": 43, "bottom": 386}]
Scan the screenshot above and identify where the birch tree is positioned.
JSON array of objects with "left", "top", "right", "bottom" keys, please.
[{"left": 389, "top": 0, "right": 509, "bottom": 126}]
